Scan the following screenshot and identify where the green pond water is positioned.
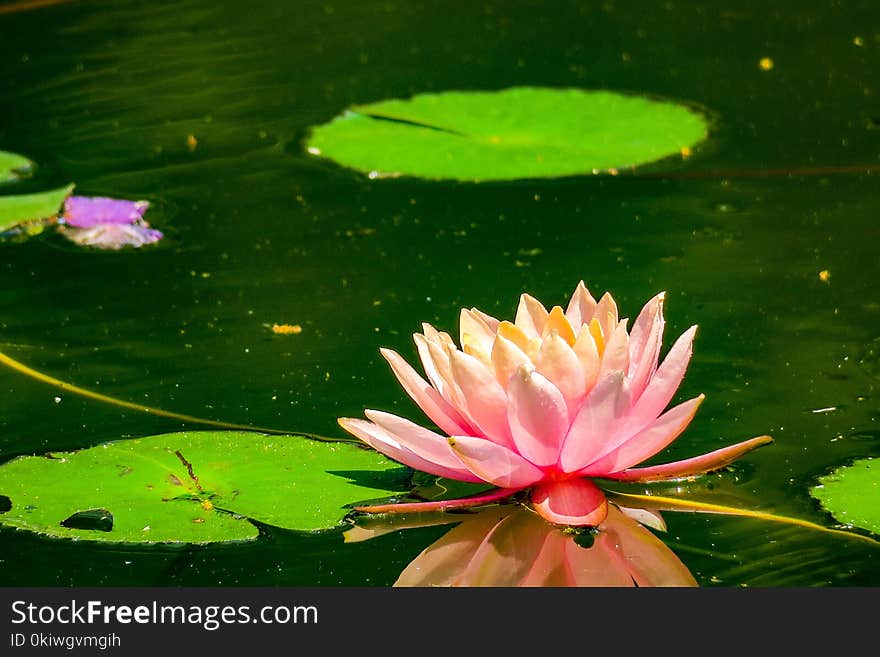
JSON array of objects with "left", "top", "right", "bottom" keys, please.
[{"left": 0, "top": 0, "right": 878, "bottom": 585}]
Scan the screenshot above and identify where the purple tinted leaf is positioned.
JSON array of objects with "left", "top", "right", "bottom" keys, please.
[{"left": 63, "top": 196, "right": 149, "bottom": 228}]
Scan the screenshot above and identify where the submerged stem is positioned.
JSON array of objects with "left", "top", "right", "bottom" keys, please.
[{"left": 0, "top": 348, "right": 346, "bottom": 442}]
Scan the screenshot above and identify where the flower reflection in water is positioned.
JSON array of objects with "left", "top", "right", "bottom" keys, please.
[{"left": 346, "top": 502, "right": 696, "bottom": 587}]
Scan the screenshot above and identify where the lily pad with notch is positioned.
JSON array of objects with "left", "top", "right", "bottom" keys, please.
[
  {"left": 0, "top": 431, "right": 409, "bottom": 543},
  {"left": 305, "top": 86, "right": 709, "bottom": 182}
]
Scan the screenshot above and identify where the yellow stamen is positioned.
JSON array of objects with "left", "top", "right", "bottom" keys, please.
[
  {"left": 543, "top": 306, "right": 576, "bottom": 346},
  {"left": 589, "top": 318, "right": 605, "bottom": 357}
]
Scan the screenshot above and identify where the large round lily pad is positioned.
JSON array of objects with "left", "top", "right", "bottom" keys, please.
[
  {"left": 0, "top": 432, "right": 410, "bottom": 543},
  {"left": 0, "top": 184, "right": 73, "bottom": 233},
  {"left": 0, "top": 150, "right": 33, "bottom": 184},
  {"left": 304, "top": 87, "right": 709, "bottom": 181},
  {"left": 810, "top": 458, "right": 880, "bottom": 534}
]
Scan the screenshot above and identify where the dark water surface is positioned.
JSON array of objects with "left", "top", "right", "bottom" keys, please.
[{"left": 0, "top": 0, "right": 878, "bottom": 585}]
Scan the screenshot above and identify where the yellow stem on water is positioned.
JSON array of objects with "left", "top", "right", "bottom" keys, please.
[
  {"left": 0, "top": 348, "right": 345, "bottom": 442},
  {"left": 609, "top": 491, "right": 880, "bottom": 547}
]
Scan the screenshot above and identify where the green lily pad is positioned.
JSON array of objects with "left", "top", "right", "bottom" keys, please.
[
  {"left": 810, "top": 458, "right": 880, "bottom": 534},
  {"left": 0, "top": 184, "right": 73, "bottom": 233},
  {"left": 0, "top": 431, "right": 409, "bottom": 543},
  {"left": 304, "top": 87, "right": 709, "bottom": 181},
  {"left": 0, "top": 150, "right": 33, "bottom": 184}
]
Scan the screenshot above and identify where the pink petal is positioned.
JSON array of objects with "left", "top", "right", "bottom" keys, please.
[
  {"left": 597, "top": 506, "right": 697, "bottom": 586},
  {"left": 354, "top": 486, "right": 521, "bottom": 514},
  {"left": 447, "top": 435, "right": 545, "bottom": 488},
  {"left": 615, "top": 505, "right": 668, "bottom": 532},
  {"left": 514, "top": 293, "right": 549, "bottom": 338},
  {"left": 459, "top": 308, "right": 497, "bottom": 358},
  {"left": 380, "top": 348, "right": 472, "bottom": 436},
  {"left": 572, "top": 324, "right": 600, "bottom": 395},
  {"left": 594, "top": 292, "right": 619, "bottom": 342},
  {"left": 507, "top": 366, "right": 570, "bottom": 467},
  {"left": 599, "top": 319, "right": 630, "bottom": 377},
  {"left": 448, "top": 349, "right": 515, "bottom": 448},
  {"left": 596, "top": 325, "right": 698, "bottom": 458},
  {"left": 364, "top": 409, "right": 473, "bottom": 474},
  {"left": 579, "top": 394, "right": 704, "bottom": 476},
  {"left": 565, "top": 281, "right": 598, "bottom": 329},
  {"left": 337, "top": 417, "right": 479, "bottom": 481},
  {"left": 413, "top": 333, "right": 464, "bottom": 410},
  {"left": 491, "top": 333, "right": 532, "bottom": 389},
  {"left": 393, "top": 511, "right": 506, "bottom": 587},
  {"left": 603, "top": 435, "right": 773, "bottom": 483},
  {"left": 470, "top": 307, "right": 501, "bottom": 332},
  {"left": 455, "top": 511, "right": 556, "bottom": 586},
  {"left": 530, "top": 478, "right": 609, "bottom": 526},
  {"left": 558, "top": 371, "right": 630, "bottom": 473},
  {"left": 626, "top": 293, "right": 665, "bottom": 401},
  {"left": 535, "top": 331, "right": 587, "bottom": 416}
]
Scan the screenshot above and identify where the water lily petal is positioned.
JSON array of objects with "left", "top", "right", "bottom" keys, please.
[
  {"left": 355, "top": 487, "right": 521, "bottom": 515},
  {"left": 515, "top": 293, "right": 549, "bottom": 338},
  {"left": 535, "top": 331, "right": 587, "bottom": 416},
  {"left": 594, "top": 292, "right": 619, "bottom": 343},
  {"left": 558, "top": 371, "right": 630, "bottom": 473},
  {"left": 565, "top": 280, "right": 598, "bottom": 329},
  {"left": 601, "top": 324, "right": 697, "bottom": 453},
  {"left": 338, "top": 417, "right": 479, "bottom": 481},
  {"left": 365, "top": 409, "right": 475, "bottom": 475},
  {"left": 597, "top": 505, "right": 697, "bottom": 586},
  {"left": 470, "top": 307, "right": 501, "bottom": 332},
  {"left": 530, "top": 478, "right": 609, "bottom": 526},
  {"left": 507, "top": 366, "right": 569, "bottom": 466},
  {"left": 447, "top": 435, "right": 544, "bottom": 488},
  {"left": 460, "top": 308, "right": 497, "bottom": 362},
  {"left": 456, "top": 511, "right": 555, "bottom": 586},
  {"left": 413, "top": 333, "right": 462, "bottom": 408},
  {"left": 599, "top": 319, "right": 630, "bottom": 377},
  {"left": 380, "top": 348, "right": 472, "bottom": 436},
  {"left": 626, "top": 293, "right": 665, "bottom": 398},
  {"left": 448, "top": 349, "right": 515, "bottom": 447},
  {"left": 572, "top": 324, "right": 600, "bottom": 394},
  {"left": 604, "top": 435, "right": 774, "bottom": 483},
  {"left": 579, "top": 394, "right": 704, "bottom": 476},
  {"left": 615, "top": 504, "right": 668, "bottom": 532},
  {"left": 491, "top": 332, "right": 532, "bottom": 389}
]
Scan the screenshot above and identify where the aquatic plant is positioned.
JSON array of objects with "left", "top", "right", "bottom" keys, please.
[
  {"left": 59, "top": 195, "right": 163, "bottom": 249},
  {"left": 339, "top": 282, "right": 772, "bottom": 526}
]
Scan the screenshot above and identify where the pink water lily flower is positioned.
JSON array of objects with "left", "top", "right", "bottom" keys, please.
[{"left": 339, "top": 282, "right": 772, "bottom": 527}]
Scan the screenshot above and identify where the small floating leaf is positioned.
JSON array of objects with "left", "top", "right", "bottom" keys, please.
[
  {"left": 0, "top": 184, "right": 73, "bottom": 233},
  {"left": 0, "top": 150, "right": 33, "bottom": 184},
  {"left": 305, "top": 87, "right": 709, "bottom": 181},
  {"left": 0, "top": 431, "right": 408, "bottom": 543},
  {"left": 810, "top": 458, "right": 880, "bottom": 534}
]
